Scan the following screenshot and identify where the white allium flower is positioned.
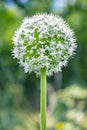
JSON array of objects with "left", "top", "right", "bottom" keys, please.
[{"left": 12, "top": 13, "right": 77, "bottom": 76}]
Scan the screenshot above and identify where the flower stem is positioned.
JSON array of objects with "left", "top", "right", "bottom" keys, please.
[{"left": 40, "top": 68, "right": 47, "bottom": 130}]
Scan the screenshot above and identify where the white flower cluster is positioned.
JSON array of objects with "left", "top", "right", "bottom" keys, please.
[{"left": 12, "top": 13, "right": 76, "bottom": 76}]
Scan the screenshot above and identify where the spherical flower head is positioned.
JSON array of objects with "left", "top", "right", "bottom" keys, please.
[{"left": 12, "top": 13, "right": 77, "bottom": 76}]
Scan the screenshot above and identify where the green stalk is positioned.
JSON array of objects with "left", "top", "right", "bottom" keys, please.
[{"left": 40, "top": 68, "right": 47, "bottom": 130}]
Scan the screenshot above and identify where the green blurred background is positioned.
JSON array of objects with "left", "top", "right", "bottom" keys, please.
[{"left": 0, "top": 0, "right": 87, "bottom": 130}]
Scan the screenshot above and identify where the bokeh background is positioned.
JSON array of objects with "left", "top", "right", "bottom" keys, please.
[{"left": 0, "top": 0, "right": 87, "bottom": 130}]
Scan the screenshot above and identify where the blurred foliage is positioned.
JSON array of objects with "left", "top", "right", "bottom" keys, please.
[
  {"left": 0, "top": 0, "right": 87, "bottom": 130},
  {"left": 0, "top": 1, "right": 22, "bottom": 87},
  {"left": 61, "top": 0, "right": 87, "bottom": 86},
  {"left": 12, "top": 0, "right": 52, "bottom": 15},
  {"left": 53, "top": 84, "right": 87, "bottom": 130},
  {"left": 0, "top": 84, "right": 26, "bottom": 130},
  {"left": 0, "top": 84, "right": 40, "bottom": 130}
]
